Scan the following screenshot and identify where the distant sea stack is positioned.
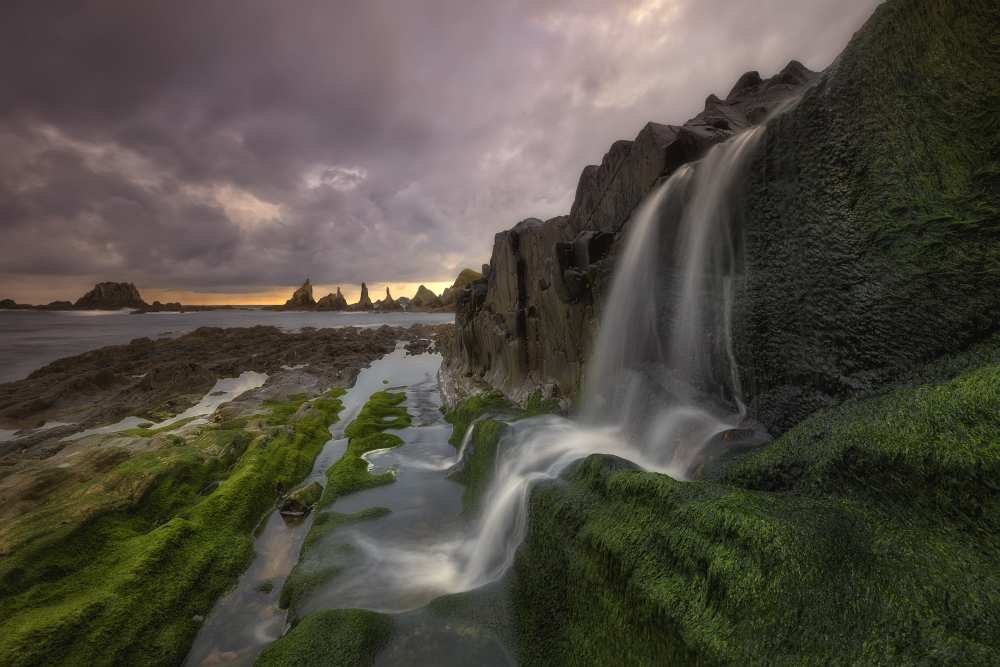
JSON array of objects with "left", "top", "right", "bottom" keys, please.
[
  {"left": 285, "top": 279, "right": 316, "bottom": 308},
  {"left": 410, "top": 285, "right": 442, "bottom": 310},
  {"left": 74, "top": 282, "right": 146, "bottom": 310},
  {"left": 316, "top": 287, "right": 349, "bottom": 311},
  {"left": 377, "top": 287, "right": 403, "bottom": 312},
  {"left": 350, "top": 282, "right": 374, "bottom": 311}
]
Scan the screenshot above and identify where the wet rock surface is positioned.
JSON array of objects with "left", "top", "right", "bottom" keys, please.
[
  {"left": 0, "top": 323, "right": 452, "bottom": 459},
  {"left": 446, "top": 62, "right": 816, "bottom": 406}
]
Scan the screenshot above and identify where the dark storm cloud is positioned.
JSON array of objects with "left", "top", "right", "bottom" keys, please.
[{"left": 0, "top": 0, "right": 881, "bottom": 295}]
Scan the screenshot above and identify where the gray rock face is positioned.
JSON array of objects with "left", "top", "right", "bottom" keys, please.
[
  {"left": 316, "top": 287, "right": 348, "bottom": 311},
  {"left": 446, "top": 0, "right": 1000, "bottom": 435},
  {"left": 284, "top": 279, "right": 316, "bottom": 308},
  {"left": 447, "top": 62, "right": 815, "bottom": 405},
  {"left": 74, "top": 282, "right": 146, "bottom": 310}
]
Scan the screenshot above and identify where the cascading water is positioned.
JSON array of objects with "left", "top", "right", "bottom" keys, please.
[
  {"left": 443, "top": 127, "right": 769, "bottom": 590},
  {"left": 320, "top": 126, "right": 773, "bottom": 609}
]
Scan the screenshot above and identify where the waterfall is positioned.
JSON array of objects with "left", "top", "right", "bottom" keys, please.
[
  {"left": 583, "top": 127, "right": 765, "bottom": 475},
  {"left": 373, "top": 127, "right": 773, "bottom": 598},
  {"left": 446, "top": 127, "right": 770, "bottom": 589}
]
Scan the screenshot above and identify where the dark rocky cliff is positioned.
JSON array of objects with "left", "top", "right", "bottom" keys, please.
[{"left": 447, "top": 0, "right": 999, "bottom": 434}]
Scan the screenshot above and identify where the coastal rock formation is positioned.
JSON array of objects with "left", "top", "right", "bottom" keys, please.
[
  {"left": 316, "top": 287, "right": 348, "bottom": 311},
  {"left": 445, "top": 62, "right": 816, "bottom": 405},
  {"left": 285, "top": 279, "right": 316, "bottom": 308},
  {"left": 446, "top": 0, "right": 1000, "bottom": 434},
  {"left": 350, "top": 282, "right": 374, "bottom": 311},
  {"left": 376, "top": 287, "right": 403, "bottom": 312},
  {"left": 74, "top": 282, "right": 146, "bottom": 310},
  {"left": 440, "top": 268, "right": 483, "bottom": 308},
  {"left": 410, "top": 285, "right": 442, "bottom": 310}
]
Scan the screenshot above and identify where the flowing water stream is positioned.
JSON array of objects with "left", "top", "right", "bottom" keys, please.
[{"left": 186, "top": 126, "right": 773, "bottom": 664}]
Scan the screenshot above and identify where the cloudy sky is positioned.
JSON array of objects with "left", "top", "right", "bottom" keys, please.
[{"left": 0, "top": 0, "right": 880, "bottom": 304}]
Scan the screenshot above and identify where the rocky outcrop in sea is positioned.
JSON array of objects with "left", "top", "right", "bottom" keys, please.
[
  {"left": 316, "top": 287, "right": 349, "bottom": 311},
  {"left": 284, "top": 279, "right": 316, "bottom": 308},
  {"left": 350, "top": 282, "right": 374, "bottom": 311},
  {"left": 74, "top": 282, "right": 147, "bottom": 310},
  {"left": 376, "top": 287, "right": 403, "bottom": 312}
]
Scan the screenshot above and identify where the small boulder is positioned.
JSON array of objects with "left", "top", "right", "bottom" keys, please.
[{"left": 279, "top": 481, "right": 323, "bottom": 517}]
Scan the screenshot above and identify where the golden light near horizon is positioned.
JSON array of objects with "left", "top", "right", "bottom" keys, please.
[{"left": 141, "top": 281, "right": 456, "bottom": 306}]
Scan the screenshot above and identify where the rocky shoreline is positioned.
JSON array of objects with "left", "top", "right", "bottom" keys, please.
[{"left": 0, "top": 323, "right": 452, "bottom": 460}]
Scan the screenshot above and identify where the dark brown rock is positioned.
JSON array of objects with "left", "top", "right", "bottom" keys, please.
[
  {"left": 349, "top": 282, "right": 374, "bottom": 311},
  {"left": 316, "top": 287, "right": 349, "bottom": 311},
  {"left": 446, "top": 61, "right": 818, "bottom": 407},
  {"left": 410, "top": 285, "right": 442, "bottom": 310},
  {"left": 284, "top": 279, "right": 316, "bottom": 308},
  {"left": 74, "top": 282, "right": 146, "bottom": 310}
]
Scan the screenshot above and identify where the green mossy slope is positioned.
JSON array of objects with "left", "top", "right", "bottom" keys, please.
[
  {"left": 320, "top": 390, "right": 411, "bottom": 507},
  {"left": 255, "top": 608, "right": 391, "bottom": 667},
  {"left": 513, "top": 351, "right": 1000, "bottom": 665},
  {"left": 735, "top": 0, "right": 1000, "bottom": 430},
  {"left": 0, "top": 389, "right": 345, "bottom": 667}
]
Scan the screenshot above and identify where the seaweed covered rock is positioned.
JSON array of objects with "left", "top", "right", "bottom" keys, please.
[
  {"left": 513, "top": 336, "right": 1000, "bottom": 665},
  {"left": 280, "top": 481, "right": 323, "bottom": 517},
  {"left": 256, "top": 609, "right": 391, "bottom": 667},
  {"left": 730, "top": 0, "right": 1000, "bottom": 431}
]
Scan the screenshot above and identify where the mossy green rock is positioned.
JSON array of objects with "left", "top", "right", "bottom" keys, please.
[
  {"left": 280, "top": 481, "right": 323, "bottom": 516},
  {"left": 255, "top": 609, "right": 391, "bottom": 667},
  {"left": 0, "top": 389, "right": 345, "bottom": 666},
  {"left": 513, "top": 345, "right": 1000, "bottom": 665},
  {"left": 448, "top": 418, "right": 508, "bottom": 517},
  {"left": 733, "top": 0, "right": 1000, "bottom": 431}
]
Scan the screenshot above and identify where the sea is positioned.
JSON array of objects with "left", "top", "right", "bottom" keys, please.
[{"left": 0, "top": 309, "right": 453, "bottom": 384}]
